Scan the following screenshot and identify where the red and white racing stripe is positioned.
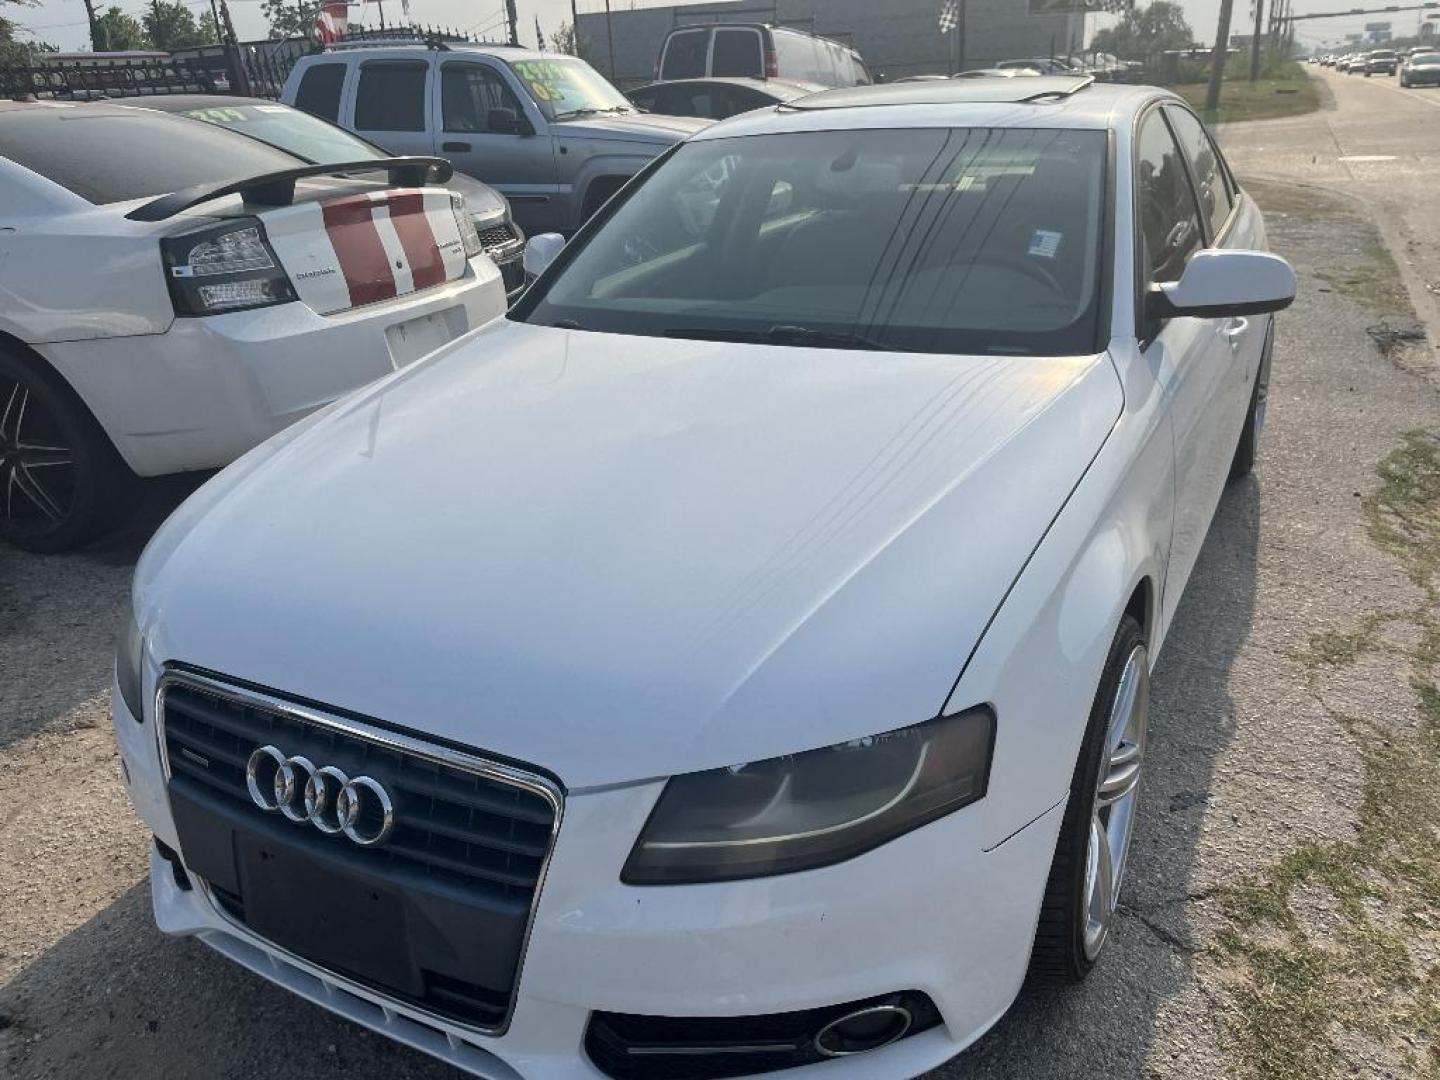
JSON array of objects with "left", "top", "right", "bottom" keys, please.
[{"left": 261, "top": 188, "right": 468, "bottom": 315}]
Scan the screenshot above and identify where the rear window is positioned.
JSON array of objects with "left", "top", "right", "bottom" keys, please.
[
  {"left": 712, "top": 29, "right": 763, "bottom": 77},
  {"left": 661, "top": 29, "right": 709, "bottom": 79},
  {"left": 519, "top": 126, "right": 1108, "bottom": 357},
  {"left": 354, "top": 61, "right": 428, "bottom": 132},
  {"left": 0, "top": 108, "right": 302, "bottom": 204},
  {"left": 294, "top": 62, "right": 346, "bottom": 122}
]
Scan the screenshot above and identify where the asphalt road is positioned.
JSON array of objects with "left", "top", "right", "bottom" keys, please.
[
  {"left": 2, "top": 72, "right": 1438, "bottom": 1080},
  {"left": 1220, "top": 66, "right": 1440, "bottom": 348}
]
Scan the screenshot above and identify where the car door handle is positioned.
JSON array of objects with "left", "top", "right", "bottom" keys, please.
[
  {"left": 442, "top": 141, "right": 471, "bottom": 152},
  {"left": 1224, "top": 317, "right": 1249, "bottom": 349}
]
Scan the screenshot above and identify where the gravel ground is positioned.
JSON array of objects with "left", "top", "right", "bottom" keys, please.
[{"left": 2, "top": 178, "right": 1437, "bottom": 1079}]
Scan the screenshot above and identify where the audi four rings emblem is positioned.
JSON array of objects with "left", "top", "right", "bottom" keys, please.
[{"left": 245, "top": 745, "right": 395, "bottom": 847}]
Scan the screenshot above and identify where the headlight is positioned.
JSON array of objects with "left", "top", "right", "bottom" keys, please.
[
  {"left": 115, "top": 589, "right": 145, "bottom": 723},
  {"left": 622, "top": 708, "right": 994, "bottom": 885}
]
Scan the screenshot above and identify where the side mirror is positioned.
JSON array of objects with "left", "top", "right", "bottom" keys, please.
[
  {"left": 488, "top": 107, "right": 534, "bottom": 136},
  {"left": 1148, "top": 249, "right": 1297, "bottom": 321},
  {"left": 522, "top": 233, "right": 566, "bottom": 278}
]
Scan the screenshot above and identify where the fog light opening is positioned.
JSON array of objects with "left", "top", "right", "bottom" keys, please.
[{"left": 814, "top": 1003, "right": 913, "bottom": 1057}]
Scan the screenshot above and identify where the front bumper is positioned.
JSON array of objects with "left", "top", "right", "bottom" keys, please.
[
  {"left": 112, "top": 681, "right": 1061, "bottom": 1080},
  {"left": 42, "top": 257, "right": 506, "bottom": 478}
]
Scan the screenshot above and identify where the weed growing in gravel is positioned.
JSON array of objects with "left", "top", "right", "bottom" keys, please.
[{"left": 1215, "top": 431, "right": 1440, "bottom": 1080}]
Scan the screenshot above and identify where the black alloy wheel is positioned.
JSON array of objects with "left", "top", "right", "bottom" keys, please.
[{"left": 0, "top": 347, "right": 127, "bottom": 553}]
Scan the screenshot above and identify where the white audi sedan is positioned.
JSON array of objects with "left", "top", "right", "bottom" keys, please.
[
  {"left": 113, "top": 78, "right": 1294, "bottom": 1079},
  {"left": 0, "top": 100, "right": 506, "bottom": 552}
]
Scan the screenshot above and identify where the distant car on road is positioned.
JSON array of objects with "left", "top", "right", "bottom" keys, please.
[
  {"left": 655, "top": 22, "right": 871, "bottom": 87},
  {"left": 127, "top": 94, "right": 527, "bottom": 299},
  {"left": 1366, "top": 49, "right": 1399, "bottom": 76},
  {"left": 1401, "top": 51, "right": 1440, "bottom": 86},
  {"left": 283, "top": 44, "right": 709, "bottom": 236},
  {"left": 626, "top": 76, "right": 823, "bottom": 119},
  {"left": 0, "top": 100, "right": 507, "bottom": 551}
]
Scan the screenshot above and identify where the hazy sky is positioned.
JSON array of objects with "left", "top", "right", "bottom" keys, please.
[{"left": 10, "top": 0, "right": 1429, "bottom": 60}]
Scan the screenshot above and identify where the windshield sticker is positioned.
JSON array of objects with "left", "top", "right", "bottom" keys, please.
[
  {"left": 513, "top": 60, "right": 571, "bottom": 102},
  {"left": 1028, "top": 230, "right": 1062, "bottom": 259},
  {"left": 183, "top": 106, "right": 248, "bottom": 123}
]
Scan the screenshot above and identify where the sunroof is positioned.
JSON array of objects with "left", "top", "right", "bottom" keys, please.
[{"left": 787, "top": 75, "right": 1095, "bottom": 110}]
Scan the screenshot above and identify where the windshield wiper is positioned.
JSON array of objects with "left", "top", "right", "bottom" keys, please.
[
  {"left": 664, "top": 324, "right": 887, "bottom": 351},
  {"left": 554, "top": 105, "right": 633, "bottom": 120}
]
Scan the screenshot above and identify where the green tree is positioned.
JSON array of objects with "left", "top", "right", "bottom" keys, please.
[
  {"left": 143, "top": 0, "right": 217, "bottom": 50},
  {"left": 549, "top": 20, "right": 576, "bottom": 55},
  {"left": 198, "top": 9, "right": 222, "bottom": 43},
  {"left": 94, "top": 5, "right": 151, "bottom": 50},
  {"left": 1, "top": 0, "right": 38, "bottom": 65},
  {"left": 1090, "top": 0, "right": 1194, "bottom": 61},
  {"left": 261, "top": 0, "right": 321, "bottom": 40}
]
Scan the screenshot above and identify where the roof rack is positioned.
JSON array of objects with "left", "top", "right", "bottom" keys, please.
[{"left": 324, "top": 36, "right": 453, "bottom": 51}]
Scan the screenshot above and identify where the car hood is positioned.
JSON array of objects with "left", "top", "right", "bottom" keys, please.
[
  {"left": 446, "top": 171, "right": 508, "bottom": 221},
  {"left": 137, "top": 321, "right": 1121, "bottom": 789},
  {"left": 554, "top": 112, "right": 710, "bottom": 146}
]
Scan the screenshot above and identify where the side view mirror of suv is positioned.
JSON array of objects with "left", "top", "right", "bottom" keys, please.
[{"left": 489, "top": 108, "right": 534, "bottom": 136}]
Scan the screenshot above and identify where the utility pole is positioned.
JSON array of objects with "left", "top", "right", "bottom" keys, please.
[
  {"left": 569, "top": 0, "right": 579, "bottom": 55},
  {"left": 535, "top": 13, "right": 543, "bottom": 49},
  {"left": 505, "top": 0, "right": 519, "bottom": 46},
  {"left": 1249, "top": 0, "right": 1264, "bottom": 79},
  {"left": 82, "top": 0, "right": 101, "bottom": 51},
  {"left": 1204, "top": 0, "right": 1237, "bottom": 115},
  {"left": 603, "top": 0, "right": 616, "bottom": 77}
]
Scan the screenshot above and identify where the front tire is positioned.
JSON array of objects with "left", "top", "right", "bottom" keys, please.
[
  {"left": 0, "top": 347, "right": 129, "bottom": 553},
  {"left": 1029, "top": 614, "right": 1150, "bottom": 982}
]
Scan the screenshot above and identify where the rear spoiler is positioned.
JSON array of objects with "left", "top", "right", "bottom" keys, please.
[{"left": 125, "top": 156, "right": 454, "bottom": 223}]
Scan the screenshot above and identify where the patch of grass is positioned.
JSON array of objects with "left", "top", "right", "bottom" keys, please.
[
  {"left": 1313, "top": 238, "right": 1413, "bottom": 315},
  {"left": 1244, "top": 179, "right": 1353, "bottom": 222},
  {"left": 1173, "top": 76, "right": 1320, "bottom": 124},
  {"left": 1213, "top": 432, "right": 1440, "bottom": 1079}
]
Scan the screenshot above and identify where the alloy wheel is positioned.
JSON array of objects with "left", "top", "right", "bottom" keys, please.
[
  {"left": 0, "top": 376, "right": 77, "bottom": 530},
  {"left": 1082, "top": 643, "right": 1150, "bottom": 960}
]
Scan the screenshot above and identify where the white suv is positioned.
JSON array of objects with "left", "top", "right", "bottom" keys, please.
[{"left": 0, "top": 100, "right": 506, "bottom": 551}]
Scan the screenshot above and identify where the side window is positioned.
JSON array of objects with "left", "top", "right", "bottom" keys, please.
[
  {"left": 628, "top": 87, "right": 656, "bottom": 113},
  {"left": 1135, "top": 109, "right": 1202, "bottom": 285},
  {"left": 1165, "top": 107, "right": 1233, "bottom": 241},
  {"left": 294, "top": 62, "right": 346, "bottom": 122},
  {"left": 661, "top": 29, "right": 709, "bottom": 80},
  {"left": 354, "top": 61, "right": 427, "bottom": 132},
  {"left": 712, "top": 29, "right": 763, "bottom": 77},
  {"left": 442, "top": 63, "right": 524, "bottom": 133}
]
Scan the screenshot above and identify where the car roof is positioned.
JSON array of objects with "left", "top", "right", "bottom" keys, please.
[
  {"left": 689, "top": 79, "right": 1168, "bottom": 141},
  {"left": 119, "top": 94, "right": 288, "bottom": 111}
]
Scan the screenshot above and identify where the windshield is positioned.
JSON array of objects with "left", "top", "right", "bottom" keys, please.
[
  {"left": 506, "top": 58, "right": 633, "bottom": 120},
  {"left": 517, "top": 127, "right": 1107, "bottom": 357},
  {"left": 1412, "top": 53, "right": 1440, "bottom": 63},
  {"left": 176, "top": 102, "right": 384, "bottom": 164}
]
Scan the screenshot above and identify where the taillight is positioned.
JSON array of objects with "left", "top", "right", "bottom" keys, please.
[
  {"left": 765, "top": 48, "right": 778, "bottom": 78},
  {"left": 161, "top": 218, "right": 296, "bottom": 317},
  {"left": 451, "top": 193, "right": 483, "bottom": 259}
]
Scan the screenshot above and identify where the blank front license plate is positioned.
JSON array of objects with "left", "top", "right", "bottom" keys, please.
[{"left": 385, "top": 308, "right": 461, "bottom": 369}]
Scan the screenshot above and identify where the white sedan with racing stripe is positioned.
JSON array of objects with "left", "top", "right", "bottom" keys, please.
[{"left": 0, "top": 99, "right": 507, "bottom": 551}]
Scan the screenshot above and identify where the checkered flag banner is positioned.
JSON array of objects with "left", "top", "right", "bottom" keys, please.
[{"left": 939, "top": 0, "right": 958, "bottom": 33}]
